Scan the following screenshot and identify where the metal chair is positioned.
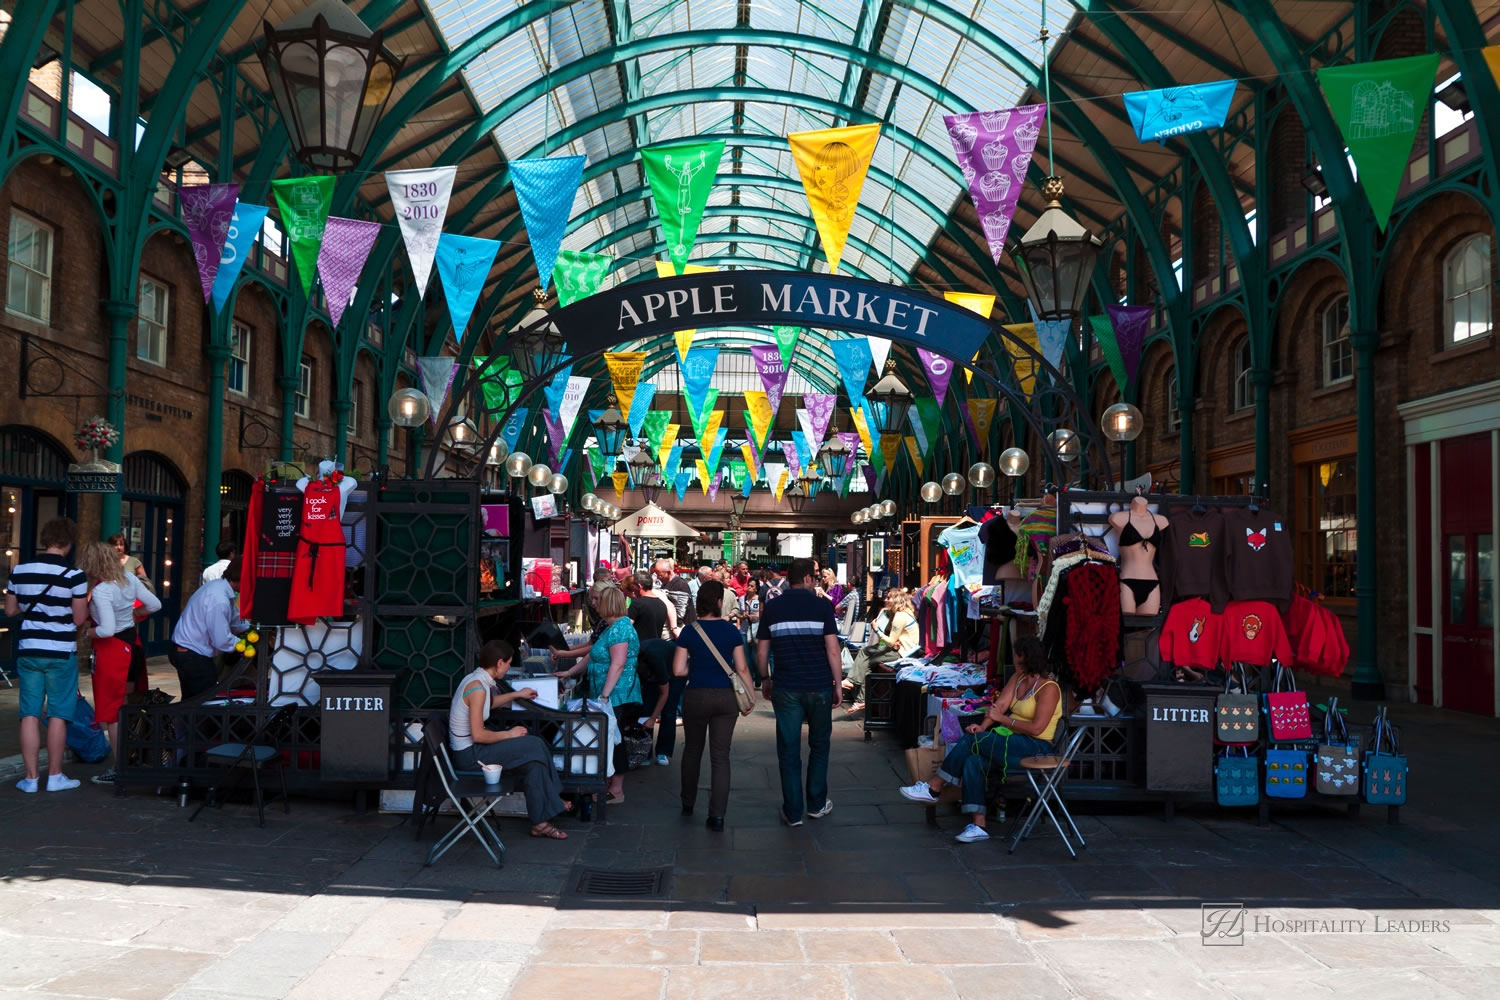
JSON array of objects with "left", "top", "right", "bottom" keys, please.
[
  {"left": 1008, "top": 724, "right": 1089, "bottom": 858},
  {"left": 414, "top": 715, "right": 507, "bottom": 868},
  {"left": 189, "top": 704, "right": 297, "bottom": 827}
]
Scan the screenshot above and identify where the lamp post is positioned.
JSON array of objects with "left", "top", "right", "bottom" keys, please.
[
  {"left": 785, "top": 481, "right": 808, "bottom": 514},
  {"left": 817, "top": 435, "right": 851, "bottom": 479},
  {"left": 730, "top": 492, "right": 749, "bottom": 521},
  {"left": 628, "top": 450, "right": 662, "bottom": 505}
]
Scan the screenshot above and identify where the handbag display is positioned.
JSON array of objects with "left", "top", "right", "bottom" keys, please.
[
  {"left": 692, "top": 622, "right": 755, "bottom": 714},
  {"left": 1264, "top": 664, "right": 1313, "bottom": 741},
  {"left": 1264, "top": 748, "right": 1309, "bottom": 799},
  {"left": 1216, "top": 665, "right": 1260, "bottom": 743},
  {"left": 1215, "top": 748, "right": 1259, "bottom": 807},
  {"left": 1315, "top": 696, "right": 1359, "bottom": 796},
  {"left": 1363, "top": 706, "right": 1408, "bottom": 805}
]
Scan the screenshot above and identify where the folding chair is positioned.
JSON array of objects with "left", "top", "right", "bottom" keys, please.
[
  {"left": 190, "top": 704, "right": 297, "bottom": 827},
  {"left": 418, "top": 715, "right": 507, "bottom": 868},
  {"left": 1008, "top": 724, "right": 1088, "bottom": 858}
]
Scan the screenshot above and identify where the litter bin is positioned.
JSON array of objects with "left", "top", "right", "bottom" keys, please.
[
  {"left": 318, "top": 671, "right": 397, "bottom": 782},
  {"left": 1141, "top": 682, "right": 1218, "bottom": 792}
]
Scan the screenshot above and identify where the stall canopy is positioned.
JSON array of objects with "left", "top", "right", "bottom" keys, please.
[{"left": 614, "top": 503, "right": 700, "bottom": 539}]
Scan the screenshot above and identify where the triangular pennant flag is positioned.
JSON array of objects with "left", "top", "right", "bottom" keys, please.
[
  {"left": 674, "top": 471, "right": 693, "bottom": 502},
  {"left": 542, "top": 408, "right": 566, "bottom": 464},
  {"left": 385, "top": 166, "right": 456, "bottom": 298},
  {"left": 641, "top": 141, "right": 725, "bottom": 273},
  {"left": 501, "top": 407, "right": 528, "bottom": 455},
  {"left": 695, "top": 459, "right": 712, "bottom": 495},
  {"left": 741, "top": 442, "right": 760, "bottom": 481},
  {"left": 707, "top": 427, "right": 729, "bottom": 474},
  {"left": 643, "top": 411, "right": 671, "bottom": 457},
  {"left": 904, "top": 436, "right": 925, "bottom": 478},
  {"left": 750, "top": 344, "right": 789, "bottom": 416},
  {"left": 559, "top": 375, "right": 591, "bottom": 441},
  {"left": 473, "top": 355, "right": 523, "bottom": 413},
  {"left": 708, "top": 476, "right": 721, "bottom": 503},
  {"left": 417, "top": 357, "right": 459, "bottom": 427},
  {"left": 664, "top": 443, "right": 683, "bottom": 478},
  {"left": 620, "top": 441, "right": 642, "bottom": 482},
  {"left": 785, "top": 437, "right": 802, "bottom": 479},
  {"left": 655, "top": 261, "right": 714, "bottom": 361},
  {"left": 862, "top": 465, "right": 877, "bottom": 493},
  {"left": 1123, "top": 80, "right": 1238, "bottom": 144},
  {"left": 626, "top": 383, "right": 656, "bottom": 439},
  {"left": 604, "top": 351, "right": 647, "bottom": 417},
  {"left": 701, "top": 410, "right": 726, "bottom": 457},
  {"left": 612, "top": 470, "right": 629, "bottom": 499},
  {"left": 802, "top": 393, "right": 837, "bottom": 449},
  {"left": 943, "top": 105, "right": 1045, "bottom": 263},
  {"left": 434, "top": 233, "right": 501, "bottom": 342},
  {"left": 543, "top": 364, "right": 573, "bottom": 417},
  {"left": 674, "top": 330, "right": 696, "bottom": 366},
  {"left": 586, "top": 446, "right": 607, "bottom": 486},
  {"left": 773, "top": 325, "right": 802, "bottom": 366},
  {"left": 1091, "top": 315, "right": 1127, "bottom": 393},
  {"left": 1002, "top": 322, "right": 1041, "bottom": 397},
  {"left": 1028, "top": 303, "right": 1072, "bottom": 370},
  {"left": 744, "top": 390, "right": 774, "bottom": 450},
  {"left": 772, "top": 468, "right": 790, "bottom": 503},
  {"left": 681, "top": 346, "right": 720, "bottom": 426},
  {"left": 659, "top": 424, "right": 680, "bottom": 467},
  {"left": 868, "top": 336, "right": 892, "bottom": 375},
  {"left": 907, "top": 398, "right": 931, "bottom": 457},
  {"left": 790, "top": 430, "right": 813, "bottom": 472},
  {"left": 688, "top": 389, "right": 720, "bottom": 441},
  {"left": 270, "top": 175, "right": 335, "bottom": 298},
  {"left": 178, "top": 183, "right": 239, "bottom": 303},
  {"left": 552, "top": 249, "right": 613, "bottom": 307},
  {"left": 787, "top": 123, "right": 881, "bottom": 273},
  {"left": 315, "top": 217, "right": 380, "bottom": 329},
  {"left": 850, "top": 406, "right": 874, "bottom": 457},
  {"left": 967, "top": 399, "right": 999, "bottom": 447},
  {"left": 868, "top": 434, "right": 885, "bottom": 478},
  {"left": 942, "top": 291, "right": 996, "bottom": 389},
  {"left": 211, "top": 202, "right": 269, "bottom": 313},
  {"left": 1316, "top": 53, "right": 1440, "bottom": 231},
  {"left": 916, "top": 349, "right": 956, "bottom": 409},
  {"left": 830, "top": 338, "right": 874, "bottom": 408},
  {"left": 879, "top": 432, "right": 902, "bottom": 475},
  {"left": 1103, "top": 304, "right": 1154, "bottom": 389},
  {"left": 511, "top": 155, "right": 586, "bottom": 291}
]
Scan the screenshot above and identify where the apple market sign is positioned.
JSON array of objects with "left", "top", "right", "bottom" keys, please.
[{"left": 547, "top": 270, "right": 994, "bottom": 366}]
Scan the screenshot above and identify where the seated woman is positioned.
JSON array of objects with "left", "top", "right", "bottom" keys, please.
[
  {"left": 844, "top": 589, "right": 919, "bottom": 710},
  {"left": 897, "top": 637, "right": 1061, "bottom": 844},
  {"left": 449, "top": 639, "right": 571, "bottom": 840}
]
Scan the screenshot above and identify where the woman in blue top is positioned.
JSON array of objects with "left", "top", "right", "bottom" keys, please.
[
  {"left": 673, "top": 580, "right": 757, "bottom": 831},
  {"left": 586, "top": 584, "right": 640, "bottom": 802}
]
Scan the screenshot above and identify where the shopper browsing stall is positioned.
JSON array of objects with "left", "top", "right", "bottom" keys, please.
[
  {"left": 78, "top": 541, "right": 161, "bottom": 785},
  {"left": 169, "top": 560, "right": 247, "bottom": 700}
]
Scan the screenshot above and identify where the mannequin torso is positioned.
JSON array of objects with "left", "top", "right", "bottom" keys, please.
[{"left": 1109, "top": 496, "right": 1169, "bottom": 615}]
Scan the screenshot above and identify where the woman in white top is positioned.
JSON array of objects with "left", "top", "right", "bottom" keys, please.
[
  {"left": 448, "top": 639, "right": 570, "bottom": 839},
  {"left": 78, "top": 541, "right": 161, "bottom": 784},
  {"left": 845, "top": 589, "right": 920, "bottom": 710}
]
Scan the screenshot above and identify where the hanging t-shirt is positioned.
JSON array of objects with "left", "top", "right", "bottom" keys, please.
[
  {"left": 1160, "top": 507, "right": 1228, "bottom": 610},
  {"left": 1158, "top": 597, "right": 1224, "bottom": 671},
  {"left": 979, "top": 515, "right": 1019, "bottom": 585},
  {"left": 1220, "top": 600, "right": 1293, "bottom": 667},
  {"left": 1222, "top": 508, "right": 1294, "bottom": 608},
  {"left": 938, "top": 523, "right": 985, "bottom": 590}
]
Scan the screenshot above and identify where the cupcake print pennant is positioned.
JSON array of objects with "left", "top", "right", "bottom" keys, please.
[{"left": 944, "top": 104, "right": 1046, "bottom": 264}]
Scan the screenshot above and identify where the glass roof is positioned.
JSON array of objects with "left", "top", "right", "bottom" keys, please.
[{"left": 423, "top": 0, "right": 1078, "bottom": 297}]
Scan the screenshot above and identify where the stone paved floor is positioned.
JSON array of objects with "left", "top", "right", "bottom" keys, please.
[{"left": 0, "top": 683, "right": 1496, "bottom": 999}]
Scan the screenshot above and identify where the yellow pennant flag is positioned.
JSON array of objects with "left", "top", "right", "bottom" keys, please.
[
  {"left": 1487, "top": 46, "right": 1500, "bottom": 90},
  {"left": 741, "top": 443, "right": 760, "bottom": 481},
  {"left": 879, "top": 432, "right": 902, "bottom": 476},
  {"left": 657, "top": 261, "right": 714, "bottom": 363},
  {"left": 696, "top": 459, "right": 711, "bottom": 495},
  {"left": 773, "top": 469, "right": 790, "bottom": 503},
  {"left": 659, "top": 423, "right": 680, "bottom": 466},
  {"left": 787, "top": 123, "right": 881, "bottom": 274},
  {"left": 1002, "top": 322, "right": 1041, "bottom": 397},
  {"left": 945, "top": 292, "right": 997, "bottom": 386},
  {"left": 904, "top": 435, "right": 924, "bottom": 478},
  {"left": 604, "top": 351, "right": 646, "bottom": 416},
  {"left": 849, "top": 406, "right": 874, "bottom": 456},
  {"left": 611, "top": 470, "right": 629, "bottom": 499},
  {"left": 744, "top": 390, "right": 774, "bottom": 448},
  {"left": 967, "top": 398, "right": 999, "bottom": 446}
]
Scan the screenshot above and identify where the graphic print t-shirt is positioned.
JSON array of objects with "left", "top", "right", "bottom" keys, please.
[
  {"left": 1222, "top": 508, "right": 1294, "bottom": 608},
  {"left": 1158, "top": 597, "right": 1223, "bottom": 671},
  {"left": 938, "top": 523, "right": 985, "bottom": 590}
]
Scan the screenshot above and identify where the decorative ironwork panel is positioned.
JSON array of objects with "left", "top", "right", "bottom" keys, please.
[
  {"left": 371, "top": 481, "right": 478, "bottom": 608},
  {"left": 266, "top": 620, "right": 364, "bottom": 707},
  {"left": 372, "top": 614, "right": 475, "bottom": 710}
]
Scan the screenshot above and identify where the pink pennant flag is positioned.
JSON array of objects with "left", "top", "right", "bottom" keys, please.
[
  {"left": 316, "top": 217, "right": 381, "bottom": 328},
  {"left": 839, "top": 431, "right": 861, "bottom": 464},
  {"left": 917, "top": 348, "right": 956, "bottom": 408},
  {"left": 179, "top": 183, "right": 239, "bottom": 303},
  {"left": 803, "top": 393, "right": 837, "bottom": 445},
  {"left": 944, "top": 104, "right": 1047, "bottom": 263},
  {"left": 750, "top": 344, "right": 789, "bottom": 416}
]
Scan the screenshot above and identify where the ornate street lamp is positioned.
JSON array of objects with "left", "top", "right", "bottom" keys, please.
[
  {"left": 628, "top": 450, "right": 664, "bottom": 505},
  {"left": 866, "top": 358, "right": 914, "bottom": 438},
  {"left": 592, "top": 396, "right": 628, "bottom": 458},
  {"left": 510, "top": 289, "right": 568, "bottom": 382},
  {"left": 1010, "top": 176, "right": 1103, "bottom": 328},
  {"left": 785, "top": 481, "right": 808, "bottom": 514},
  {"left": 730, "top": 493, "right": 749, "bottom": 521},
  {"left": 261, "top": 0, "right": 405, "bottom": 171},
  {"left": 817, "top": 435, "right": 851, "bottom": 478}
]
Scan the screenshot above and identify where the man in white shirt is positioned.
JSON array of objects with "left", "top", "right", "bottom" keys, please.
[
  {"left": 170, "top": 560, "right": 247, "bottom": 700},
  {"left": 200, "top": 541, "right": 235, "bottom": 585}
]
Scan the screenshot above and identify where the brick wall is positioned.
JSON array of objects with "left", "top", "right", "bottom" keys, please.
[{"left": 1266, "top": 109, "right": 1306, "bottom": 235}]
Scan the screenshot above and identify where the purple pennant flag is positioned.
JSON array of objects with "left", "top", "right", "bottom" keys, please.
[
  {"left": 1105, "top": 304, "right": 1154, "bottom": 387},
  {"left": 917, "top": 348, "right": 956, "bottom": 408},
  {"left": 542, "top": 408, "right": 566, "bottom": 464},
  {"left": 943, "top": 104, "right": 1046, "bottom": 263},
  {"left": 804, "top": 393, "right": 837, "bottom": 445},
  {"left": 785, "top": 440, "right": 801, "bottom": 479},
  {"left": 862, "top": 465, "right": 877, "bottom": 493},
  {"left": 708, "top": 475, "right": 721, "bottom": 503},
  {"left": 839, "top": 431, "right": 861, "bottom": 465},
  {"left": 750, "top": 344, "right": 789, "bottom": 416},
  {"left": 316, "top": 217, "right": 381, "bottom": 328},
  {"left": 179, "top": 183, "right": 239, "bottom": 303},
  {"left": 960, "top": 401, "right": 980, "bottom": 448}
]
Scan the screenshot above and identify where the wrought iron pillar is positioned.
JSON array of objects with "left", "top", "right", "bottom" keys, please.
[{"left": 99, "top": 299, "right": 136, "bottom": 535}]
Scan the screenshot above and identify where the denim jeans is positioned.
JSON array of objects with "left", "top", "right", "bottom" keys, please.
[
  {"left": 937, "top": 729, "right": 1052, "bottom": 815},
  {"left": 770, "top": 688, "right": 832, "bottom": 822}
]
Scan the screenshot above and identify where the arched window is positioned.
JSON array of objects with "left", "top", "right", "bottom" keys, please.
[
  {"left": 1445, "top": 235, "right": 1492, "bottom": 347},
  {"left": 1164, "top": 366, "right": 1181, "bottom": 431},
  {"left": 1232, "top": 339, "right": 1253, "bottom": 412},
  {"left": 1321, "top": 295, "right": 1352, "bottom": 386}
]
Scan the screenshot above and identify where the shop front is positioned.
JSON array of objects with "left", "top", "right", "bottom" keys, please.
[
  {"left": 121, "top": 451, "right": 186, "bottom": 655},
  {"left": 0, "top": 425, "right": 76, "bottom": 588}
]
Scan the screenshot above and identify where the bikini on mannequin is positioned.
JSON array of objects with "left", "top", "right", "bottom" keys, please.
[
  {"left": 1108, "top": 495, "right": 1169, "bottom": 615},
  {"left": 287, "top": 461, "right": 358, "bottom": 623}
]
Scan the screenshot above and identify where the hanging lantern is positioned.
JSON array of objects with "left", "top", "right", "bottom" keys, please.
[
  {"left": 1009, "top": 177, "right": 1103, "bottom": 326},
  {"left": 866, "top": 358, "right": 914, "bottom": 437},
  {"left": 511, "top": 288, "right": 567, "bottom": 381},
  {"left": 592, "top": 396, "right": 628, "bottom": 457}
]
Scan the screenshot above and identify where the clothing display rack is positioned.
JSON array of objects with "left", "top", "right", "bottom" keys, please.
[{"left": 1055, "top": 489, "right": 1269, "bottom": 536}]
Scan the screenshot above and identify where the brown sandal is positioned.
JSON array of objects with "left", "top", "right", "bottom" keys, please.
[{"left": 530, "top": 822, "right": 568, "bottom": 840}]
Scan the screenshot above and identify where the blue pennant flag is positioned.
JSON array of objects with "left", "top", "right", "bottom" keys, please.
[
  {"left": 706, "top": 427, "right": 729, "bottom": 473},
  {"left": 1028, "top": 303, "right": 1072, "bottom": 370},
  {"left": 510, "top": 155, "right": 587, "bottom": 292},
  {"left": 681, "top": 346, "right": 720, "bottom": 425},
  {"left": 500, "top": 407, "right": 528, "bottom": 455},
  {"left": 545, "top": 367, "right": 574, "bottom": 416},
  {"left": 830, "top": 337, "right": 874, "bottom": 408},
  {"left": 790, "top": 431, "right": 813, "bottom": 470},
  {"left": 664, "top": 443, "right": 684, "bottom": 478},
  {"left": 211, "top": 202, "right": 269, "bottom": 314},
  {"left": 742, "top": 475, "right": 753, "bottom": 498},
  {"left": 558, "top": 448, "right": 573, "bottom": 473},
  {"left": 1123, "top": 80, "right": 1237, "bottom": 144},
  {"left": 434, "top": 233, "right": 501, "bottom": 343},
  {"left": 675, "top": 471, "right": 693, "bottom": 502},
  {"left": 627, "top": 382, "right": 656, "bottom": 439}
]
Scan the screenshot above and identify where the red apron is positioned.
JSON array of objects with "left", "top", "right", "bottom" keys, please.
[{"left": 286, "top": 480, "right": 347, "bottom": 624}]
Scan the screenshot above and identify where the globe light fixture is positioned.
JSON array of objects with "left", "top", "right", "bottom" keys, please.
[
  {"left": 942, "top": 472, "right": 965, "bottom": 496},
  {"left": 920, "top": 481, "right": 943, "bottom": 504},
  {"left": 1101, "top": 402, "right": 1144, "bottom": 443},
  {"left": 968, "top": 462, "right": 996, "bottom": 489},
  {"left": 999, "top": 447, "right": 1030, "bottom": 478},
  {"left": 878, "top": 499, "right": 897, "bottom": 519},
  {"left": 504, "top": 451, "right": 533, "bottom": 480},
  {"left": 526, "top": 462, "right": 553, "bottom": 489},
  {"left": 387, "top": 387, "right": 430, "bottom": 428},
  {"left": 487, "top": 438, "right": 509, "bottom": 467},
  {"left": 1048, "top": 428, "right": 1081, "bottom": 464},
  {"left": 852, "top": 509, "right": 866, "bottom": 525},
  {"left": 548, "top": 473, "right": 569, "bottom": 495},
  {"left": 580, "top": 493, "right": 598, "bottom": 512}
]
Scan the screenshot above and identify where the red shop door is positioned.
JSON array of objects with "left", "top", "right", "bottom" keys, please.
[{"left": 1440, "top": 434, "right": 1494, "bottom": 715}]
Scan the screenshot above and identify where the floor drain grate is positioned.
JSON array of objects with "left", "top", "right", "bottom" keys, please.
[{"left": 571, "top": 867, "right": 671, "bottom": 898}]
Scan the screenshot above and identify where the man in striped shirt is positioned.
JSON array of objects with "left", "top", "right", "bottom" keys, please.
[{"left": 3, "top": 518, "right": 88, "bottom": 793}]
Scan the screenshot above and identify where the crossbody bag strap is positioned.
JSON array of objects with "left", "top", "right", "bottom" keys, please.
[{"left": 691, "top": 622, "right": 739, "bottom": 684}]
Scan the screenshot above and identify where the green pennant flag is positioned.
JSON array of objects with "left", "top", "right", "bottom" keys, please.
[
  {"left": 552, "top": 249, "right": 613, "bottom": 307},
  {"left": 1317, "top": 53, "right": 1440, "bottom": 231},
  {"left": 473, "top": 355, "right": 522, "bottom": 413},
  {"left": 688, "top": 387, "right": 720, "bottom": 441},
  {"left": 773, "top": 325, "right": 802, "bottom": 366},
  {"left": 641, "top": 140, "right": 725, "bottom": 274},
  {"left": 1090, "top": 315, "right": 1127, "bottom": 392},
  {"left": 914, "top": 397, "right": 943, "bottom": 458},
  {"left": 728, "top": 458, "right": 748, "bottom": 490},
  {"left": 641, "top": 410, "right": 672, "bottom": 457},
  {"left": 270, "top": 175, "right": 335, "bottom": 298},
  {"left": 587, "top": 445, "right": 607, "bottom": 484}
]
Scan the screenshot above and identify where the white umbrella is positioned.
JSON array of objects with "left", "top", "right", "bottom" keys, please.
[{"left": 613, "top": 502, "right": 699, "bottom": 539}]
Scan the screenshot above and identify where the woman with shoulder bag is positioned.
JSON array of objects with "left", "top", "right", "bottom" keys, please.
[
  {"left": 673, "top": 580, "right": 756, "bottom": 831},
  {"left": 79, "top": 541, "right": 161, "bottom": 784}
]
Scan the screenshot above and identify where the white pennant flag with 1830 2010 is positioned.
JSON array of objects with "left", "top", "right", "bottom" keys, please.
[{"left": 386, "top": 165, "right": 456, "bottom": 299}]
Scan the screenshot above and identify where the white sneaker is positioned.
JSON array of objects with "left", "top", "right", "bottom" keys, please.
[
  {"left": 955, "top": 823, "right": 990, "bottom": 844},
  {"left": 899, "top": 782, "right": 939, "bottom": 804},
  {"left": 16, "top": 777, "right": 38, "bottom": 794},
  {"left": 808, "top": 799, "right": 834, "bottom": 819},
  {"left": 656, "top": 754, "right": 670, "bottom": 767},
  {"left": 45, "top": 774, "right": 81, "bottom": 792}
]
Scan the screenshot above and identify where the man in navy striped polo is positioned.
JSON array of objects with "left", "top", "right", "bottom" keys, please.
[
  {"left": 756, "top": 557, "right": 843, "bottom": 826},
  {"left": 4, "top": 518, "right": 88, "bottom": 793}
]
